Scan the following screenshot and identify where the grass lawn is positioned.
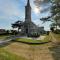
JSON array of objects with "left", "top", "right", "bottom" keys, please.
[
  {"left": 0, "top": 48, "right": 27, "bottom": 60},
  {"left": 0, "top": 35, "right": 10, "bottom": 40},
  {"left": 52, "top": 33, "right": 60, "bottom": 40},
  {"left": 16, "top": 36, "right": 51, "bottom": 43}
]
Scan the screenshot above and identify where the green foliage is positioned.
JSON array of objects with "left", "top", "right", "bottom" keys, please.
[
  {"left": 12, "top": 21, "right": 23, "bottom": 32},
  {"left": 28, "top": 32, "right": 40, "bottom": 37},
  {"left": 51, "top": 0, "right": 60, "bottom": 30},
  {"left": 54, "top": 29, "right": 60, "bottom": 34},
  {"left": 50, "top": 27, "right": 55, "bottom": 32},
  {"left": 40, "top": 16, "right": 51, "bottom": 23},
  {"left": 51, "top": 0, "right": 60, "bottom": 20}
]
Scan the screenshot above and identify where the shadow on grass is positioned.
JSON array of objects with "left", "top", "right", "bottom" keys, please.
[
  {"left": 13, "top": 40, "right": 51, "bottom": 45},
  {"left": 48, "top": 44, "right": 60, "bottom": 60},
  {"left": 0, "top": 41, "right": 13, "bottom": 48}
]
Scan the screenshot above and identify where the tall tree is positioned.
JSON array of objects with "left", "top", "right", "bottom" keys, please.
[
  {"left": 51, "top": 0, "right": 60, "bottom": 30},
  {"left": 40, "top": 16, "right": 52, "bottom": 23},
  {"left": 12, "top": 21, "right": 23, "bottom": 32}
]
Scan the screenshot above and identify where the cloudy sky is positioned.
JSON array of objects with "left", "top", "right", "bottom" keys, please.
[{"left": 0, "top": 0, "right": 52, "bottom": 30}]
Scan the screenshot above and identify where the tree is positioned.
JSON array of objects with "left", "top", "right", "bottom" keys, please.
[
  {"left": 40, "top": 16, "right": 52, "bottom": 23},
  {"left": 12, "top": 21, "right": 23, "bottom": 32},
  {"left": 51, "top": 0, "right": 60, "bottom": 30},
  {"left": 50, "top": 23, "right": 56, "bottom": 32}
]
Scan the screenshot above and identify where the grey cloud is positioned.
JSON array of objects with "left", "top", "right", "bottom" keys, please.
[
  {"left": 33, "top": 0, "right": 51, "bottom": 13},
  {"left": 34, "top": 0, "right": 50, "bottom": 6}
]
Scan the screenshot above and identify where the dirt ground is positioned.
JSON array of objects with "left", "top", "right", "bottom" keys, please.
[{"left": 2, "top": 41, "right": 60, "bottom": 60}]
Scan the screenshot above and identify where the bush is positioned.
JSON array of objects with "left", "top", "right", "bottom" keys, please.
[
  {"left": 47, "top": 31, "right": 50, "bottom": 35},
  {"left": 50, "top": 27, "right": 55, "bottom": 32},
  {"left": 27, "top": 32, "right": 40, "bottom": 37},
  {"left": 54, "top": 29, "right": 60, "bottom": 34}
]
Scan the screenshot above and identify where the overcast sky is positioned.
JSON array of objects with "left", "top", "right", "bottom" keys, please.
[{"left": 0, "top": 0, "right": 52, "bottom": 31}]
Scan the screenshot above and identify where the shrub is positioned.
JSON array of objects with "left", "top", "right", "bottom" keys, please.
[
  {"left": 27, "top": 32, "right": 40, "bottom": 37},
  {"left": 54, "top": 29, "right": 60, "bottom": 34}
]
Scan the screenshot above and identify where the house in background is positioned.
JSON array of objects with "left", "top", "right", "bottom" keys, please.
[{"left": 0, "top": 29, "right": 6, "bottom": 34}]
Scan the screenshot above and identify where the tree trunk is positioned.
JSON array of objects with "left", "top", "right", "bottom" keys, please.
[{"left": 56, "top": 20, "right": 57, "bottom": 30}]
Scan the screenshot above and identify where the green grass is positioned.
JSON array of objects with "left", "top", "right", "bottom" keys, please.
[
  {"left": 16, "top": 36, "right": 50, "bottom": 43},
  {"left": 52, "top": 33, "right": 60, "bottom": 40},
  {"left": 0, "top": 35, "right": 10, "bottom": 40},
  {"left": 0, "top": 48, "right": 27, "bottom": 60}
]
